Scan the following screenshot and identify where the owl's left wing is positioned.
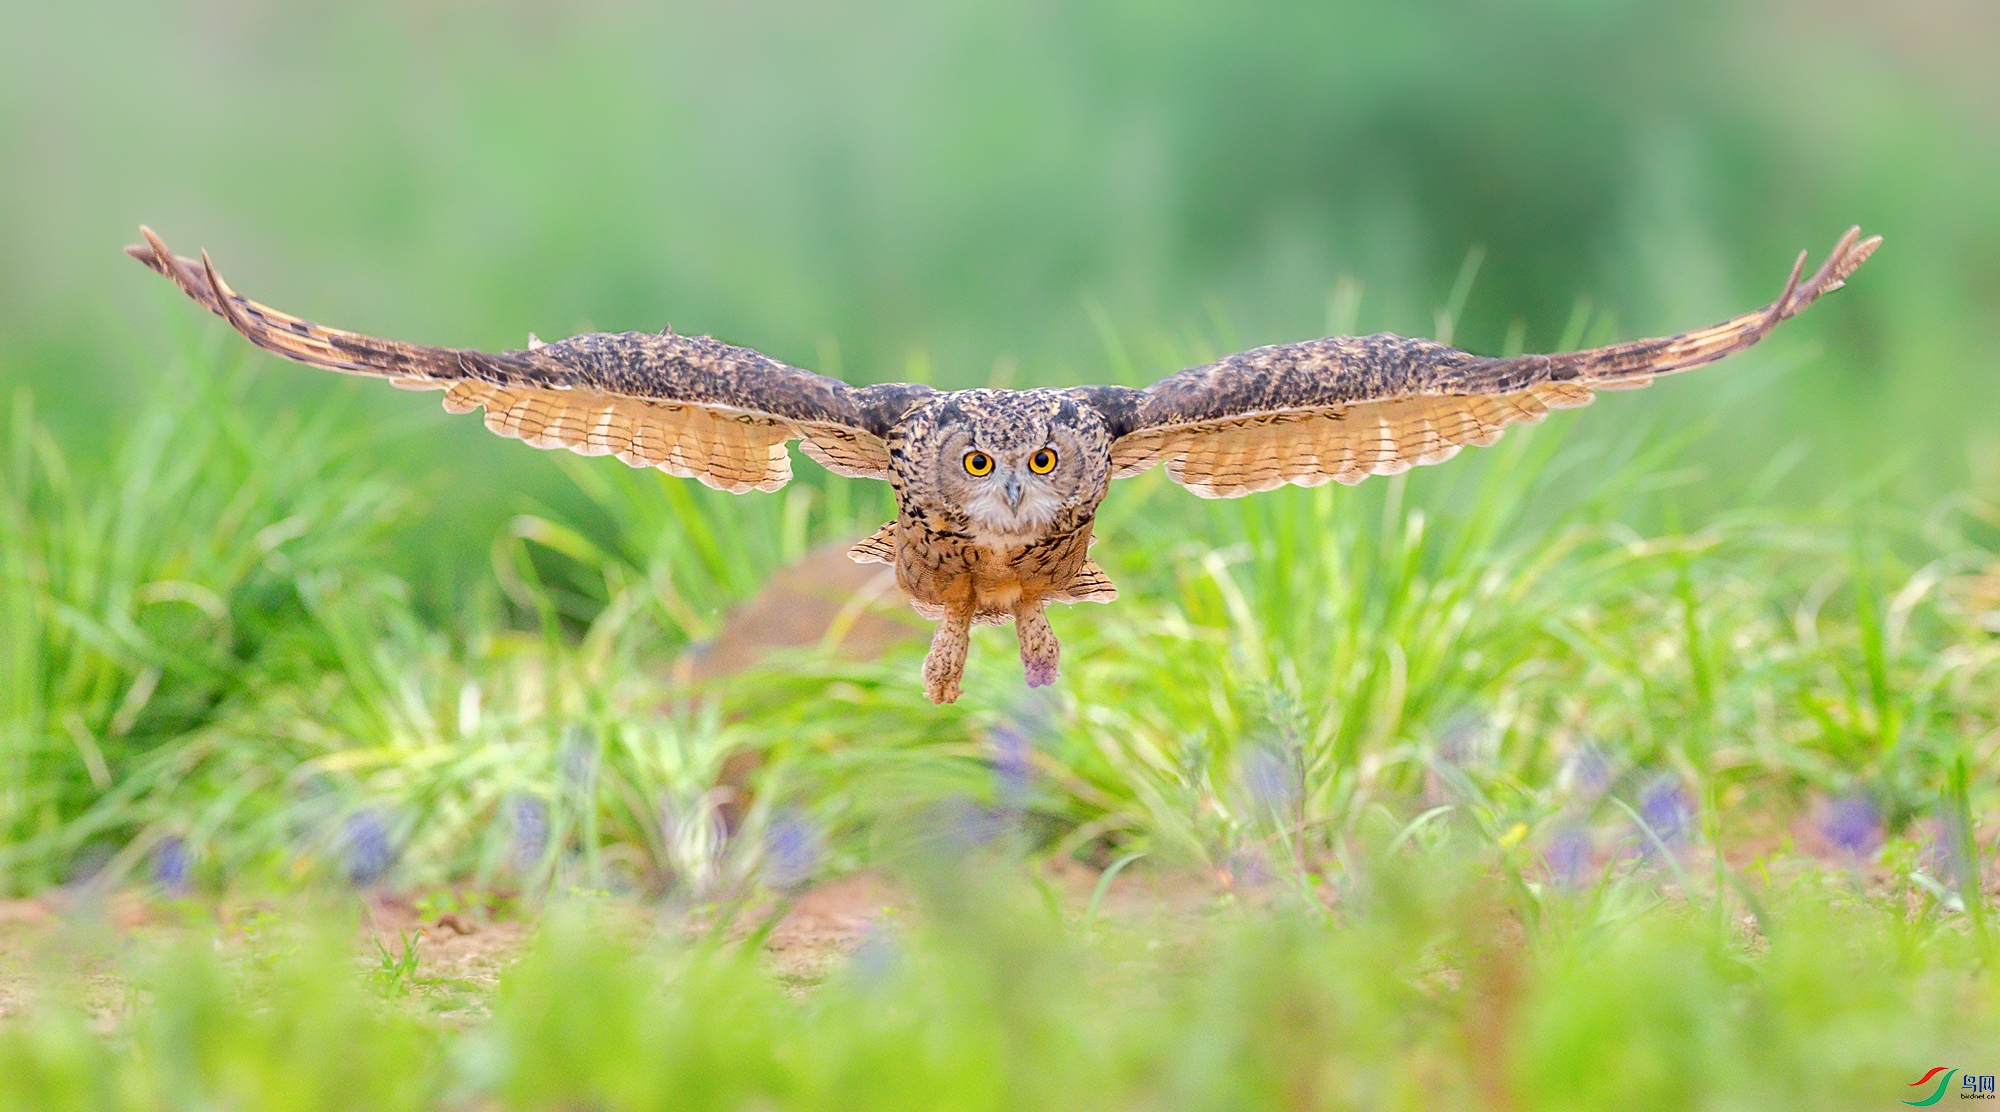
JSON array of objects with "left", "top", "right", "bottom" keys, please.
[
  {"left": 128, "top": 228, "right": 924, "bottom": 492},
  {"left": 1087, "top": 226, "right": 1879, "bottom": 498}
]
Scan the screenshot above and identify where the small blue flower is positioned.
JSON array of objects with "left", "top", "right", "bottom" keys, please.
[
  {"left": 1435, "top": 712, "right": 1488, "bottom": 767},
  {"left": 1940, "top": 810, "right": 1978, "bottom": 891},
  {"left": 510, "top": 795, "right": 549, "bottom": 872},
  {"left": 942, "top": 798, "right": 1009, "bottom": 849},
  {"left": 1242, "top": 744, "right": 1299, "bottom": 810},
  {"left": 153, "top": 836, "right": 191, "bottom": 896},
  {"left": 1224, "top": 849, "right": 1273, "bottom": 891},
  {"left": 765, "top": 809, "right": 818, "bottom": 889},
  {"left": 1636, "top": 776, "right": 1695, "bottom": 856},
  {"left": 1545, "top": 824, "right": 1592, "bottom": 887},
  {"left": 989, "top": 722, "right": 1033, "bottom": 811},
  {"left": 559, "top": 729, "right": 598, "bottom": 793},
  {"left": 850, "top": 925, "right": 900, "bottom": 984},
  {"left": 1821, "top": 793, "right": 1881, "bottom": 857},
  {"left": 342, "top": 810, "right": 394, "bottom": 887},
  {"left": 1565, "top": 742, "right": 1613, "bottom": 798}
]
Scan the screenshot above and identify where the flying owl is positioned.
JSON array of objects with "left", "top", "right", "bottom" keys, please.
[{"left": 128, "top": 226, "right": 1879, "bottom": 704}]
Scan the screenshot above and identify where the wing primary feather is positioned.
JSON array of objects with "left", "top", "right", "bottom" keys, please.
[
  {"left": 1101, "top": 227, "right": 1877, "bottom": 498},
  {"left": 129, "top": 227, "right": 902, "bottom": 493}
]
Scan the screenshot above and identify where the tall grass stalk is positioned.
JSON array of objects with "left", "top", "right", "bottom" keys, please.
[{"left": 0, "top": 366, "right": 408, "bottom": 892}]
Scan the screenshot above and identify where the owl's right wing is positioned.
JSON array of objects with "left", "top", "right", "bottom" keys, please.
[
  {"left": 129, "top": 228, "right": 932, "bottom": 492},
  {"left": 1086, "top": 226, "right": 1879, "bottom": 498}
]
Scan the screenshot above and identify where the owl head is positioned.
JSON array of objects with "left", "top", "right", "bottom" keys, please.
[{"left": 895, "top": 389, "right": 1112, "bottom": 547}]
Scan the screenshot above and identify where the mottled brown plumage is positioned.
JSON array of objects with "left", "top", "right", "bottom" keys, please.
[{"left": 129, "top": 225, "right": 1880, "bottom": 702}]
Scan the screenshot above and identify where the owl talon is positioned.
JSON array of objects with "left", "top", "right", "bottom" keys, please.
[
  {"left": 925, "top": 675, "right": 963, "bottom": 705},
  {"left": 1014, "top": 603, "right": 1060, "bottom": 689},
  {"left": 923, "top": 607, "right": 973, "bottom": 706}
]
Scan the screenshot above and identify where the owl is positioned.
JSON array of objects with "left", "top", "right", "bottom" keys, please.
[{"left": 129, "top": 226, "right": 1878, "bottom": 703}]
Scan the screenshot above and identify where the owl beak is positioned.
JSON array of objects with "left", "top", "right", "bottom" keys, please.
[{"left": 1003, "top": 471, "right": 1025, "bottom": 510}]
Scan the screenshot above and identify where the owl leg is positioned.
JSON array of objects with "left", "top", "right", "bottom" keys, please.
[
  {"left": 1013, "top": 601, "right": 1059, "bottom": 688},
  {"left": 923, "top": 605, "right": 973, "bottom": 705}
]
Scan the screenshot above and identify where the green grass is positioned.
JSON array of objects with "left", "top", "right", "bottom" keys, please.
[
  {"left": 2, "top": 850, "right": 1993, "bottom": 1112},
  {"left": 8, "top": 361, "right": 1995, "bottom": 894},
  {"left": 1, "top": 364, "right": 414, "bottom": 891},
  {"left": 3, "top": 352, "right": 1995, "bottom": 1107}
]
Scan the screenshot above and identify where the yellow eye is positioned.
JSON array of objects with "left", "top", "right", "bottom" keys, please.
[
  {"left": 963, "top": 451, "right": 994, "bottom": 477},
  {"left": 1029, "top": 448, "right": 1057, "bottom": 474}
]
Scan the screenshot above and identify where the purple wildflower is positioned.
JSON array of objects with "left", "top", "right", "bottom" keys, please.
[
  {"left": 765, "top": 809, "right": 818, "bottom": 888},
  {"left": 342, "top": 810, "right": 394, "bottom": 887},
  {"left": 1636, "top": 776, "right": 1695, "bottom": 856},
  {"left": 1223, "top": 848, "right": 1274, "bottom": 891},
  {"left": 1436, "top": 713, "right": 1488, "bottom": 767},
  {"left": 153, "top": 836, "right": 191, "bottom": 896},
  {"left": 1565, "top": 742, "right": 1613, "bottom": 799},
  {"left": 1821, "top": 793, "right": 1882, "bottom": 858},
  {"left": 1421, "top": 714, "right": 1486, "bottom": 808},
  {"left": 990, "top": 723, "right": 1033, "bottom": 811},
  {"left": 511, "top": 795, "right": 549, "bottom": 872},
  {"left": 559, "top": 730, "right": 598, "bottom": 793},
  {"left": 851, "top": 925, "right": 900, "bottom": 984},
  {"left": 1242, "top": 744, "right": 1300, "bottom": 811},
  {"left": 942, "top": 797, "right": 1009, "bottom": 849},
  {"left": 1940, "top": 809, "right": 1978, "bottom": 891},
  {"left": 1545, "top": 824, "right": 1592, "bottom": 888},
  {"left": 65, "top": 843, "right": 114, "bottom": 887}
]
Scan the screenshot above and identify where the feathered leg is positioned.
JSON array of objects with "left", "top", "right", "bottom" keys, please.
[
  {"left": 1014, "top": 601, "right": 1059, "bottom": 688},
  {"left": 923, "top": 604, "right": 973, "bottom": 705}
]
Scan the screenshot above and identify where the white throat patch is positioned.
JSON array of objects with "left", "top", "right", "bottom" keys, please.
[{"left": 964, "top": 483, "right": 1063, "bottom": 549}]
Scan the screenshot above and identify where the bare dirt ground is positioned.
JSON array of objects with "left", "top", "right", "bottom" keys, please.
[{"left": 0, "top": 856, "right": 1243, "bottom": 1026}]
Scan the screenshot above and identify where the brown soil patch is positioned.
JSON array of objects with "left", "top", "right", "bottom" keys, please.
[{"left": 761, "top": 871, "right": 910, "bottom": 983}]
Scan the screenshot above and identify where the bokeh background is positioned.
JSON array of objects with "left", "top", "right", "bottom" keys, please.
[
  {"left": 5, "top": 0, "right": 1997, "bottom": 589},
  {"left": 4, "top": 8, "right": 2000, "bottom": 1098}
]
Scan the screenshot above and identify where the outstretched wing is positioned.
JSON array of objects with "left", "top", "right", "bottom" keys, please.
[
  {"left": 128, "top": 228, "right": 924, "bottom": 492},
  {"left": 1093, "top": 227, "right": 1880, "bottom": 498}
]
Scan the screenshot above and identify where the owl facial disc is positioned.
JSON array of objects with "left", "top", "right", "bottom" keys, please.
[
  {"left": 889, "top": 389, "right": 1112, "bottom": 552},
  {"left": 962, "top": 445, "right": 1067, "bottom": 543}
]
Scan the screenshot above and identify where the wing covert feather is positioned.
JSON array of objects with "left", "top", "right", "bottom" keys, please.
[
  {"left": 1105, "top": 227, "right": 1880, "bottom": 498},
  {"left": 127, "top": 228, "right": 899, "bottom": 492}
]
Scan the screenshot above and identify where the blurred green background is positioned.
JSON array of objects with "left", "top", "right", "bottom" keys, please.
[
  {"left": 4, "top": 8, "right": 2000, "bottom": 1098},
  {"left": 5, "top": 0, "right": 1996, "bottom": 592}
]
